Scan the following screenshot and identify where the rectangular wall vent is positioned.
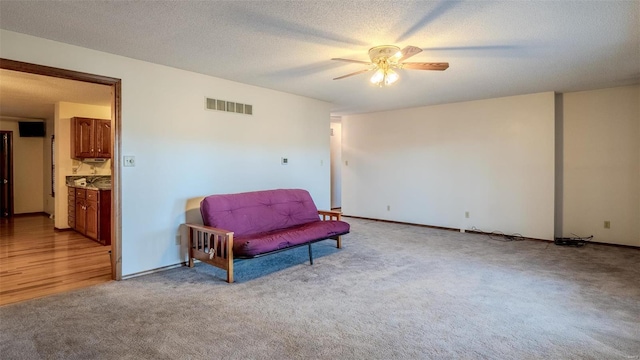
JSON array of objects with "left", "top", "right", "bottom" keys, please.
[
  {"left": 205, "top": 97, "right": 253, "bottom": 115},
  {"left": 216, "top": 99, "right": 226, "bottom": 111}
]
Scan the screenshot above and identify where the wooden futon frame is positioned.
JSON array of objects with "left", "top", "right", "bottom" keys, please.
[{"left": 185, "top": 210, "right": 343, "bottom": 283}]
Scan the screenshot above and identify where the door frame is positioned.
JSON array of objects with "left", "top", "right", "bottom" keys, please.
[
  {"left": 0, "top": 130, "right": 14, "bottom": 217},
  {"left": 0, "top": 58, "right": 122, "bottom": 280}
]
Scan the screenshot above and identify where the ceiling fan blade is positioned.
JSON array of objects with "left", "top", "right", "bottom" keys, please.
[
  {"left": 331, "top": 58, "right": 372, "bottom": 65},
  {"left": 401, "top": 62, "right": 449, "bottom": 71},
  {"left": 422, "top": 45, "right": 519, "bottom": 52},
  {"left": 398, "top": 46, "right": 423, "bottom": 62},
  {"left": 333, "top": 68, "right": 372, "bottom": 80}
]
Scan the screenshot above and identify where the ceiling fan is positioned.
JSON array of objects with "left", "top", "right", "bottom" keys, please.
[{"left": 331, "top": 45, "right": 449, "bottom": 86}]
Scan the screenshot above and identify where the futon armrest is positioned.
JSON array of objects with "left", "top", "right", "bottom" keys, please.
[
  {"left": 185, "top": 223, "right": 235, "bottom": 283},
  {"left": 185, "top": 223, "right": 234, "bottom": 236},
  {"left": 318, "top": 210, "right": 342, "bottom": 221}
]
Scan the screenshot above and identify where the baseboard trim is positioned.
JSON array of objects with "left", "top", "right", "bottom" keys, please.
[
  {"left": 464, "top": 229, "right": 550, "bottom": 243},
  {"left": 122, "top": 263, "right": 186, "bottom": 280},
  {"left": 54, "top": 227, "right": 73, "bottom": 232},
  {"left": 13, "top": 212, "right": 48, "bottom": 218},
  {"left": 577, "top": 241, "right": 639, "bottom": 250},
  {"left": 342, "top": 215, "right": 638, "bottom": 248},
  {"left": 343, "top": 215, "right": 465, "bottom": 234}
]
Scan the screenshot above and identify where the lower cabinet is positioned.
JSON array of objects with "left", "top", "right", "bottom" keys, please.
[
  {"left": 67, "top": 187, "right": 76, "bottom": 228},
  {"left": 75, "top": 188, "right": 86, "bottom": 234},
  {"left": 86, "top": 199, "right": 98, "bottom": 240},
  {"left": 68, "top": 186, "right": 111, "bottom": 245}
]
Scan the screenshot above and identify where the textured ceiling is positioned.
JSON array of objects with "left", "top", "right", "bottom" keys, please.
[
  {"left": 1, "top": 1, "right": 638, "bottom": 115},
  {"left": 0, "top": 69, "right": 112, "bottom": 120}
]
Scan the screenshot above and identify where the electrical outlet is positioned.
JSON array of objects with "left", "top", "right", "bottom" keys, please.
[
  {"left": 345, "top": 160, "right": 349, "bottom": 166},
  {"left": 387, "top": 205, "right": 390, "bottom": 211},
  {"left": 320, "top": 159, "right": 323, "bottom": 166},
  {"left": 281, "top": 157, "right": 288, "bottom": 165},
  {"left": 123, "top": 156, "right": 135, "bottom": 167},
  {"left": 175, "top": 234, "right": 181, "bottom": 245},
  {"left": 465, "top": 211, "right": 470, "bottom": 218},
  {"left": 604, "top": 221, "right": 611, "bottom": 229}
]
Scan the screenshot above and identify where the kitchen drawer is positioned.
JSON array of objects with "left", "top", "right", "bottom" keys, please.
[
  {"left": 86, "top": 190, "right": 98, "bottom": 201},
  {"left": 75, "top": 189, "right": 86, "bottom": 199},
  {"left": 68, "top": 198, "right": 76, "bottom": 208},
  {"left": 68, "top": 187, "right": 75, "bottom": 196}
]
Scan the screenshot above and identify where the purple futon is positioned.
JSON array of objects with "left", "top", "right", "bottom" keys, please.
[{"left": 185, "top": 189, "right": 350, "bottom": 282}]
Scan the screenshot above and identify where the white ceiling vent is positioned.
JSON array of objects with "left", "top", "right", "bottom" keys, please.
[{"left": 205, "top": 97, "right": 253, "bottom": 115}]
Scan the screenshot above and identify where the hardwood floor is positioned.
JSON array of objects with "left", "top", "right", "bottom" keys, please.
[{"left": 0, "top": 214, "right": 112, "bottom": 306}]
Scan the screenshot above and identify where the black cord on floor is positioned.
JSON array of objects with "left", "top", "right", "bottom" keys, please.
[
  {"left": 554, "top": 234, "right": 593, "bottom": 247},
  {"left": 470, "top": 226, "right": 525, "bottom": 242}
]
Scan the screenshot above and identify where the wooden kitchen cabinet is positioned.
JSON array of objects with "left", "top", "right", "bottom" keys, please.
[
  {"left": 74, "top": 188, "right": 87, "bottom": 235},
  {"left": 85, "top": 189, "right": 99, "bottom": 240},
  {"left": 95, "top": 120, "right": 111, "bottom": 158},
  {"left": 70, "top": 117, "right": 111, "bottom": 159},
  {"left": 75, "top": 197, "right": 86, "bottom": 234},
  {"left": 68, "top": 186, "right": 111, "bottom": 245},
  {"left": 67, "top": 187, "right": 76, "bottom": 228}
]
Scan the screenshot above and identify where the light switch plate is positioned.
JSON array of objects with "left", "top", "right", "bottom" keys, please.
[{"left": 123, "top": 156, "right": 135, "bottom": 167}]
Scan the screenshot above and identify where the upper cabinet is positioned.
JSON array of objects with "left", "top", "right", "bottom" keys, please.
[
  {"left": 95, "top": 119, "right": 112, "bottom": 158},
  {"left": 70, "top": 117, "right": 111, "bottom": 159}
]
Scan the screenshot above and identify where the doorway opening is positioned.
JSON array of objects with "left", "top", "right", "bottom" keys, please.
[
  {"left": 330, "top": 118, "right": 342, "bottom": 210},
  {"left": 0, "top": 59, "right": 122, "bottom": 304},
  {"left": 0, "top": 130, "right": 13, "bottom": 217}
]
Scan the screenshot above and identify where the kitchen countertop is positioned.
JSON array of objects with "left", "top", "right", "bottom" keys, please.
[
  {"left": 67, "top": 184, "right": 112, "bottom": 191},
  {"left": 66, "top": 175, "right": 111, "bottom": 190}
]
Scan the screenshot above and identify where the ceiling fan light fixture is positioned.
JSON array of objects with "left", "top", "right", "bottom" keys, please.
[
  {"left": 370, "top": 68, "right": 399, "bottom": 87},
  {"left": 384, "top": 69, "right": 399, "bottom": 85},
  {"left": 332, "top": 44, "right": 448, "bottom": 85},
  {"left": 370, "top": 68, "right": 385, "bottom": 84}
]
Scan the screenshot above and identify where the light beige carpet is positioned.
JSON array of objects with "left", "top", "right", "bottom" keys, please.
[{"left": 1, "top": 217, "right": 639, "bottom": 359}]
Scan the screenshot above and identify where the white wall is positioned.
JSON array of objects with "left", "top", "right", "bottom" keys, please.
[
  {"left": 0, "top": 30, "right": 332, "bottom": 276},
  {"left": 342, "top": 92, "right": 556, "bottom": 240},
  {"left": 561, "top": 85, "right": 639, "bottom": 247},
  {"left": 54, "top": 102, "right": 111, "bottom": 229},
  {"left": 330, "top": 121, "right": 342, "bottom": 208},
  {"left": 0, "top": 119, "right": 44, "bottom": 214}
]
